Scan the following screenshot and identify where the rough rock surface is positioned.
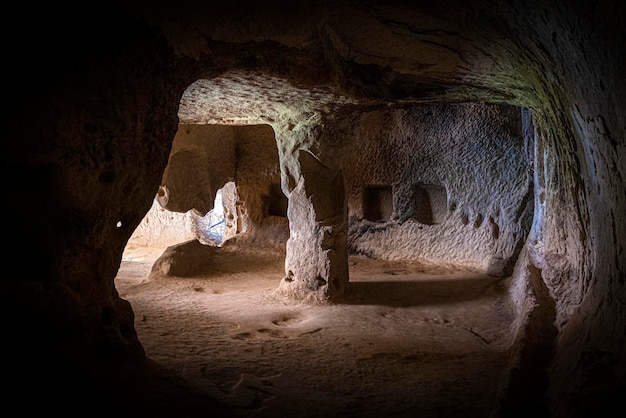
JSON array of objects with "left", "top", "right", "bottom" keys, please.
[
  {"left": 144, "top": 101, "right": 530, "bottom": 283},
  {"left": 344, "top": 103, "right": 532, "bottom": 274},
  {"left": 4, "top": 1, "right": 624, "bottom": 417}
]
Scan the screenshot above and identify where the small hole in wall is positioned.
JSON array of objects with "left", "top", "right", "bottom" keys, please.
[
  {"left": 489, "top": 216, "right": 500, "bottom": 239},
  {"left": 363, "top": 185, "right": 393, "bottom": 222},
  {"left": 473, "top": 213, "right": 484, "bottom": 228}
]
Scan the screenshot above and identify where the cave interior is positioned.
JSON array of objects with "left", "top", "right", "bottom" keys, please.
[{"left": 3, "top": 1, "right": 624, "bottom": 417}]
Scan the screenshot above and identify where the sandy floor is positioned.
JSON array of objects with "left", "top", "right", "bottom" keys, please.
[{"left": 115, "top": 243, "right": 515, "bottom": 417}]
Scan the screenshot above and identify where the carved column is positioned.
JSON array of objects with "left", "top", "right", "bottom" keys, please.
[{"left": 275, "top": 127, "right": 348, "bottom": 302}]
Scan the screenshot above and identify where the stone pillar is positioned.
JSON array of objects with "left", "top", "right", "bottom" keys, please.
[{"left": 276, "top": 130, "right": 348, "bottom": 302}]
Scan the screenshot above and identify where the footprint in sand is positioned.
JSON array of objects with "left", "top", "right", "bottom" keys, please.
[
  {"left": 231, "top": 332, "right": 255, "bottom": 340},
  {"left": 231, "top": 329, "right": 288, "bottom": 340},
  {"left": 257, "top": 328, "right": 288, "bottom": 339},
  {"left": 271, "top": 312, "right": 302, "bottom": 326},
  {"left": 384, "top": 269, "right": 410, "bottom": 275}
]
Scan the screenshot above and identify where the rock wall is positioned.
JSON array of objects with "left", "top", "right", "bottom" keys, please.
[
  {"left": 158, "top": 124, "right": 237, "bottom": 214},
  {"left": 146, "top": 123, "right": 288, "bottom": 250},
  {"left": 125, "top": 198, "right": 196, "bottom": 249},
  {"left": 232, "top": 124, "right": 290, "bottom": 246},
  {"left": 344, "top": 103, "right": 532, "bottom": 274}
]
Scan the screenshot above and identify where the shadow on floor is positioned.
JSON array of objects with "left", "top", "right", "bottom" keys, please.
[{"left": 342, "top": 276, "right": 508, "bottom": 307}]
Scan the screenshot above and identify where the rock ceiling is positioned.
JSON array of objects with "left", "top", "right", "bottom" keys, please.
[{"left": 178, "top": 71, "right": 358, "bottom": 125}]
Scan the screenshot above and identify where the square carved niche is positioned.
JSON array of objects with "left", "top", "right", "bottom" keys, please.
[
  {"left": 363, "top": 185, "right": 393, "bottom": 222},
  {"left": 414, "top": 184, "right": 447, "bottom": 225}
]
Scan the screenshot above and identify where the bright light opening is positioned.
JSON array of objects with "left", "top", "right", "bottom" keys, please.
[
  {"left": 193, "top": 183, "right": 234, "bottom": 247},
  {"left": 206, "top": 189, "right": 225, "bottom": 243}
]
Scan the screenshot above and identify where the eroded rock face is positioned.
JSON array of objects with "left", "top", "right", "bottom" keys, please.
[
  {"left": 158, "top": 124, "right": 237, "bottom": 214},
  {"left": 155, "top": 123, "right": 289, "bottom": 246},
  {"left": 344, "top": 103, "right": 532, "bottom": 275},
  {"left": 126, "top": 198, "right": 196, "bottom": 249},
  {"left": 5, "top": 0, "right": 624, "bottom": 416}
]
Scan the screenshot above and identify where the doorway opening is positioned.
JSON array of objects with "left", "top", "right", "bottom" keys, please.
[{"left": 193, "top": 182, "right": 237, "bottom": 247}]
